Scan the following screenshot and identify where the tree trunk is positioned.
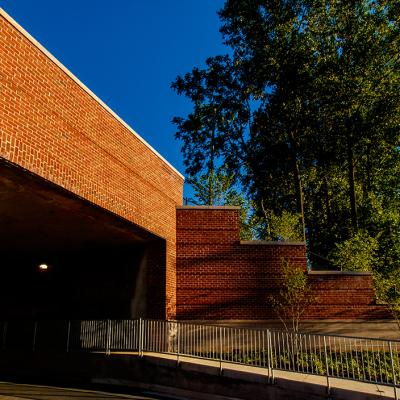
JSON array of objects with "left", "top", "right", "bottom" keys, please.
[
  {"left": 323, "top": 176, "right": 331, "bottom": 227},
  {"left": 293, "top": 159, "right": 306, "bottom": 241},
  {"left": 208, "top": 126, "right": 216, "bottom": 205},
  {"left": 346, "top": 132, "right": 358, "bottom": 232},
  {"left": 289, "top": 131, "right": 306, "bottom": 241}
]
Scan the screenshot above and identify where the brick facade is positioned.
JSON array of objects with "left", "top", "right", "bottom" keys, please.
[
  {"left": 176, "top": 207, "right": 389, "bottom": 320},
  {"left": 0, "top": 10, "right": 183, "bottom": 319}
]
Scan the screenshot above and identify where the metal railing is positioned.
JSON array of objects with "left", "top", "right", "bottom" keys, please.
[{"left": 1, "top": 319, "right": 399, "bottom": 398}]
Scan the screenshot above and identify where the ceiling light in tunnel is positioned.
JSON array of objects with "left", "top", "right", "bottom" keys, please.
[{"left": 38, "top": 263, "right": 49, "bottom": 271}]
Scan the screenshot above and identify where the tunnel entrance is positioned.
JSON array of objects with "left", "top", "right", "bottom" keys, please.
[{"left": 0, "top": 160, "right": 166, "bottom": 320}]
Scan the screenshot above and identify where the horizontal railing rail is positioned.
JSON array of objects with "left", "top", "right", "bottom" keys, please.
[{"left": 0, "top": 319, "right": 398, "bottom": 398}]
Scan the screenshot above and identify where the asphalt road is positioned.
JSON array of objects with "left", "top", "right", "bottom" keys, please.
[{"left": 0, "top": 382, "right": 173, "bottom": 400}]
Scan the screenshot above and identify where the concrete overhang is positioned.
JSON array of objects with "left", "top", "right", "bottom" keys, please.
[{"left": 0, "top": 160, "right": 161, "bottom": 256}]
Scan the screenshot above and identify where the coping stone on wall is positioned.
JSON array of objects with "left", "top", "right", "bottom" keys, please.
[
  {"left": 308, "top": 270, "right": 372, "bottom": 276},
  {"left": 240, "top": 240, "right": 306, "bottom": 246}
]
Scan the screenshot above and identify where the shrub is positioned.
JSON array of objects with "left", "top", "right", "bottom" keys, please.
[{"left": 331, "top": 231, "right": 378, "bottom": 272}]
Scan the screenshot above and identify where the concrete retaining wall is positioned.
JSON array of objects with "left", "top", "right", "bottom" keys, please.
[{"left": 0, "top": 351, "right": 395, "bottom": 400}]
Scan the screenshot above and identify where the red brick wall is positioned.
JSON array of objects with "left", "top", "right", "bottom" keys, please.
[
  {"left": 0, "top": 11, "right": 183, "bottom": 319},
  {"left": 176, "top": 207, "right": 307, "bottom": 319},
  {"left": 307, "top": 272, "right": 389, "bottom": 319},
  {"left": 176, "top": 207, "right": 389, "bottom": 320}
]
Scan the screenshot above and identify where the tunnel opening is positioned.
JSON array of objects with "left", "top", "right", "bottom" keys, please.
[{"left": 0, "top": 160, "right": 166, "bottom": 320}]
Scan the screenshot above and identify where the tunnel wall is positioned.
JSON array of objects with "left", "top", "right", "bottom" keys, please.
[{"left": 0, "top": 10, "right": 184, "bottom": 318}]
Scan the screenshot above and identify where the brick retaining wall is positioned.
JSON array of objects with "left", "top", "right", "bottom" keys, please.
[
  {"left": 176, "top": 207, "right": 389, "bottom": 320},
  {"left": 307, "top": 272, "right": 389, "bottom": 319}
]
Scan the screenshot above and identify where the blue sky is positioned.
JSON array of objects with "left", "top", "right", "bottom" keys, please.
[{"left": 1, "top": 0, "right": 227, "bottom": 197}]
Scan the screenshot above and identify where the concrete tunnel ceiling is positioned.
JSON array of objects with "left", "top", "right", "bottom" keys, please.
[
  {"left": 0, "top": 160, "right": 161, "bottom": 256},
  {"left": 0, "top": 160, "right": 168, "bottom": 319}
]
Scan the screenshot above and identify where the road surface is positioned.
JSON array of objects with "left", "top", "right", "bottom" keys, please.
[{"left": 0, "top": 382, "right": 172, "bottom": 400}]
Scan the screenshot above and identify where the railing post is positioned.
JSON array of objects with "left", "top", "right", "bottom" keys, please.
[
  {"left": 105, "top": 320, "right": 108, "bottom": 356},
  {"left": 267, "top": 329, "right": 272, "bottom": 383},
  {"left": 323, "top": 336, "right": 330, "bottom": 395},
  {"left": 389, "top": 341, "right": 398, "bottom": 400},
  {"left": 176, "top": 322, "right": 180, "bottom": 367},
  {"left": 106, "top": 319, "right": 111, "bottom": 356},
  {"left": 66, "top": 320, "right": 71, "bottom": 353},
  {"left": 2, "top": 322, "right": 7, "bottom": 351},
  {"left": 269, "top": 330, "right": 275, "bottom": 384},
  {"left": 139, "top": 318, "right": 143, "bottom": 357},
  {"left": 32, "top": 321, "right": 37, "bottom": 352},
  {"left": 219, "top": 326, "right": 223, "bottom": 375}
]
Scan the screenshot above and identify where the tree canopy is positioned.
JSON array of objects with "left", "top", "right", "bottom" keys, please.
[{"left": 172, "top": 0, "right": 400, "bottom": 271}]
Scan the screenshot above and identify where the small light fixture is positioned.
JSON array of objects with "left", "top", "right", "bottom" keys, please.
[{"left": 38, "top": 263, "right": 49, "bottom": 271}]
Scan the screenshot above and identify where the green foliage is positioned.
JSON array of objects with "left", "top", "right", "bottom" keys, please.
[
  {"left": 374, "top": 268, "right": 400, "bottom": 331},
  {"left": 364, "top": 193, "right": 400, "bottom": 274},
  {"left": 230, "top": 197, "right": 261, "bottom": 241},
  {"left": 262, "top": 208, "right": 304, "bottom": 242},
  {"left": 331, "top": 231, "right": 378, "bottom": 272},
  {"left": 187, "top": 170, "right": 236, "bottom": 207},
  {"left": 219, "top": 346, "right": 400, "bottom": 384},
  {"left": 172, "top": 0, "right": 400, "bottom": 272},
  {"left": 270, "top": 259, "right": 315, "bottom": 332},
  {"left": 187, "top": 168, "right": 260, "bottom": 240}
]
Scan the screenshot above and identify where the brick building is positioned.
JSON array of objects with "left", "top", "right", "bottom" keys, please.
[{"left": 0, "top": 9, "right": 388, "bottom": 322}]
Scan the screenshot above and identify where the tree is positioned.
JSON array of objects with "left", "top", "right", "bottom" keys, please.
[
  {"left": 375, "top": 269, "right": 400, "bottom": 332},
  {"left": 261, "top": 201, "right": 304, "bottom": 242},
  {"left": 172, "top": 55, "right": 251, "bottom": 183},
  {"left": 186, "top": 169, "right": 261, "bottom": 240},
  {"left": 305, "top": 1, "right": 400, "bottom": 234},
  {"left": 270, "top": 259, "right": 315, "bottom": 333},
  {"left": 330, "top": 231, "right": 378, "bottom": 272},
  {"left": 172, "top": 0, "right": 400, "bottom": 269},
  {"left": 186, "top": 169, "right": 236, "bottom": 207}
]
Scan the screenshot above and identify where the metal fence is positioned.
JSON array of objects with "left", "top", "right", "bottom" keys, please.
[{"left": 1, "top": 319, "right": 399, "bottom": 398}]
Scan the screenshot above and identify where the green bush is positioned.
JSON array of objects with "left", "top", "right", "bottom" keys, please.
[
  {"left": 220, "top": 348, "right": 399, "bottom": 384},
  {"left": 331, "top": 231, "right": 378, "bottom": 272}
]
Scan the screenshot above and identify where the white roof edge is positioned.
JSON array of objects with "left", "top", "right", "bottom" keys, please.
[
  {"left": 176, "top": 205, "right": 241, "bottom": 210},
  {"left": 0, "top": 8, "right": 185, "bottom": 180}
]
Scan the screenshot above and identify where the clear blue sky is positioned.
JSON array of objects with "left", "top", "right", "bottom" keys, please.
[{"left": 1, "top": 0, "right": 227, "bottom": 197}]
